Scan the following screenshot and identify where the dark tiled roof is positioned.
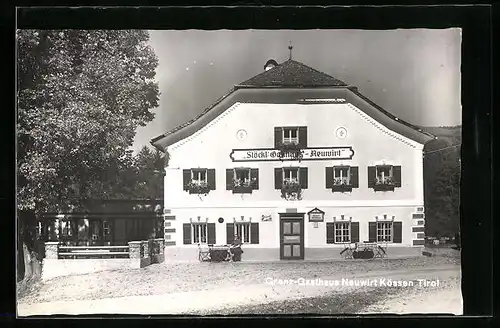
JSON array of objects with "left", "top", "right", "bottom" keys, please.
[
  {"left": 236, "top": 59, "right": 347, "bottom": 88},
  {"left": 151, "top": 60, "right": 435, "bottom": 147}
]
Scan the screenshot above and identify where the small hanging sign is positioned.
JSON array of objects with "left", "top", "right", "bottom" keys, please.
[{"left": 308, "top": 207, "right": 325, "bottom": 222}]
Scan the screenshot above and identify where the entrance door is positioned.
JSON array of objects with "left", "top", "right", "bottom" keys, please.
[{"left": 280, "top": 217, "right": 304, "bottom": 260}]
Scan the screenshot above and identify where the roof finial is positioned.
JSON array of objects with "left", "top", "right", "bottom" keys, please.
[{"left": 288, "top": 41, "right": 293, "bottom": 60}]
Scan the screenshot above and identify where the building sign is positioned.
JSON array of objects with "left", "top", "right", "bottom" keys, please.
[
  {"left": 308, "top": 208, "right": 325, "bottom": 222},
  {"left": 230, "top": 147, "right": 354, "bottom": 162}
]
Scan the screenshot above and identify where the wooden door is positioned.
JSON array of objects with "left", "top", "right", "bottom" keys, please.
[{"left": 280, "top": 217, "right": 304, "bottom": 260}]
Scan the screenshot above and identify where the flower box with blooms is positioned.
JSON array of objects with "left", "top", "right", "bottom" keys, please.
[
  {"left": 277, "top": 142, "right": 304, "bottom": 162},
  {"left": 373, "top": 176, "right": 395, "bottom": 191},
  {"left": 281, "top": 179, "right": 302, "bottom": 200},
  {"left": 332, "top": 178, "right": 353, "bottom": 192},
  {"left": 232, "top": 178, "right": 254, "bottom": 194},
  {"left": 187, "top": 181, "right": 211, "bottom": 195}
]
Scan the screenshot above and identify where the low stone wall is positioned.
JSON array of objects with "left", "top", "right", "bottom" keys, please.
[{"left": 42, "top": 239, "right": 165, "bottom": 280}]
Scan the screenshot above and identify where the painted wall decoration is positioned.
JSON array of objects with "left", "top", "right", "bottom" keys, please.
[{"left": 261, "top": 214, "right": 272, "bottom": 222}]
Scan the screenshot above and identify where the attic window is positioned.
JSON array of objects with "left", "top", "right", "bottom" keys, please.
[{"left": 264, "top": 59, "right": 278, "bottom": 71}]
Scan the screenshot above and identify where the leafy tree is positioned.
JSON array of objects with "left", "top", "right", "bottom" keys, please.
[
  {"left": 17, "top": 30, "right": 160, "bottom": 281},
  {"left": 423, "top": 131, "right": 461, "bottom": 239}
]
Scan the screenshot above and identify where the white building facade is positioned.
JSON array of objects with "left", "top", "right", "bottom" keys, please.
[{"left": 151, "top": 59, "right": 434, "bottom": 262}]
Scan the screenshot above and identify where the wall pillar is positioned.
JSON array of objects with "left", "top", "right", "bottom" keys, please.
[{"left": 45, "top": 242, "right": 60, "bottom": 259}]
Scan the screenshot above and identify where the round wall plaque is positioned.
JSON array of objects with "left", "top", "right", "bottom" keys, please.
[
  {"left": 336, "top": 127, "right": 347, "bottom": 139},
  {"left": 218, "top": 217, "right": 224, "bottom": 223},
  {"left": 236, "top": 129, "right": 247, "bottom": 141}
]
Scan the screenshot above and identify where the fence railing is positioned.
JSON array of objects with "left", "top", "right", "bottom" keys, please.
[{"left": 58, "top": 245, "right": 130, "bottom": 259}]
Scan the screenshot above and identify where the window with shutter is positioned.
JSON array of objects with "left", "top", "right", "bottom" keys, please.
[
  {"left": 274, "top": 127, "right": 282, "bottom": 148},
  {"left": 334, "top": 222, "right": 351, "bottom": 243},
  {"left": 207, "top": 169, "right": 216, "bottom": 190},
  {"left": 351, "top": 222, "right": 360, "bottom": 243},
  {"left": 274, "top": 168, "right": 283, "bottom": 189},
  {"left": 226, "top": 169, "right": 233, "bottom": 190},
  {"left": 371, "top": 165, "right": 401, "bottom": 191},
  {"left": 326, "top": 223, "right": 334, "bottom": 244},
  {"left": 376, "top": 222, "right": 393, "bottom": 242},
  {"left": 250, "top": 222, "right": 259, "bottom": 244},
  {"left": 207, "top": 223, "right": 216, "bottom": 244},
  {"left": 325, "top": 167, "right": 334, "bottom": 189},
  {"left": 298, "top": 127, "right": 308, "bottom": 148},
  {"left": 331, "top": 166, "right": 353, "bottom": 192},
  {"left": 250, "top": 169, "right": 259, "bottom": 190},
  {"left": 232, "top": 168, "right": 253, "bottom": 194},
  {"left": 283, "top": 127, "right": 299, "bottom": 145},
  {"left": 226, "top": 223, "right": 234, "bottom": 244},
  {"left": 183, "top": 223, "right": 192, "bottom": 244},
  {"left": 185, "top": 168, "right": 212, "bottom": 194},
  {"left": 350, "top": 167, "right": 359, "bottom": 188},
  {"left": 299, "top": 167, "right": 308, "bottom": 189}
]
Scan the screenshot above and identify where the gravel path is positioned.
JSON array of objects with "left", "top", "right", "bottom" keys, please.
[
  {"left": 18, "top": 255, "right": 460, "bottom": 305},
  {"left": 18, "top": 259, "right": 461, "bottom": 316}
]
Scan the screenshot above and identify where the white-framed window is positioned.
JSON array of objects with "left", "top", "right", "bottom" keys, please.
[
  {"left": 333, "top": 166, "right": 350, "bottom": 185},
  {"left": 283, "top": 167, "right": 299, "bottom": 183},
  {"left": 377, "top": 221, "right": 393, "bottom": 242},
  {"left": 376, "top": 165, "right": 393, "bottom": 184},
  {"left": 334, "top": 222, "right": 351, "bottom": 243},
  {"left": 233, "top": 168, "right": 252, "bottom": 187},
  {"left": 192, "top": 223, "right": 207, "bottom": 244},
  {"left": 283, "top": 127, "right": 299, "bottom": 145},
  {"left": 191, "top": 169, "right": 207, "bottom": 185},
  {"left": 235, "top": 222, "right": 251, "bottom": 243}
]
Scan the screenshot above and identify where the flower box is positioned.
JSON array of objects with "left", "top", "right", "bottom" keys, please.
[
  {"left": 332, "top": 184, "right": 353, "bottom": 192},
  {"left": 281, "top": 179, "right": 302, "bottom": 200},
  {"left": 277, "top": 142, "right": 304, "bottom": 162},
  {"left": 332, "top": 178, "right": 353, "bottom": 192},
  {"left": 373, "top": 178, "right": 396, "bottom": 192},
  {"left": 187, "top": 181, "right": 211, "bottom": 195},
  {"left": 232, "top": 179, "right": 253, "bottom": 194}
]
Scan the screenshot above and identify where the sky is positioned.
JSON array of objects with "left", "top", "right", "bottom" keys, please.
[{"left": 133, "top": 29, "right": 462, "bottom": 153}]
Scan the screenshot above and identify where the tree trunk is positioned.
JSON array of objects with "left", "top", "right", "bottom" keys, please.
[{"left": 23, "top": 243, "right": 33, "bottom": 280}]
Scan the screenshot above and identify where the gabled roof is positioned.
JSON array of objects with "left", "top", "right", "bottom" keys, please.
[
  {"left": 237, "top": 59, "right": 347, "bottom": 88},
  {"left": 151, "top": 59, "right": 436, "bottom": 149}
]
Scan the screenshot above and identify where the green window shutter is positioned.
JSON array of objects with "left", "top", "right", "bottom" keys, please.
[
  {"left": 183, "top": 169, "right": 191, "bottom": 190},
  {"left": 325, "top": 167, "right": 334, "bottom": 189},
  {"left": 393, "top": 166, "right": 402, "bottom": 187},
  {"left": 274, "top": 127, "right": 282, "bottom": 148},
  {"left": 207, "top": 223, "right": 216, "bottom": 244},
  {"left": 368, "top": 222, "right": 377, "bottom": 242},
  {"left": 351, "top": 222, "right": 359, "bottom": 243},
  {"left": 207, "top": 169, "right": 216, "bottom": 190},
  {"left": 274, "top": 168, "right": 283, "bottom": 189},
  {"left": 367, "top": 166, "right": 376, "bottom": 188},
  {"left": 226, "top": 223, "right": 234, "bottom": 244},
  {"left": 298, "top": 126, "right": 308, "bottom": 148},
  {"left": 226, "top": 169, "right": 233, "bottom": 190},
  {"left": 250, "top": 223, "right": 259, "bottom": 244},
  {"left": 251, "top": 168, "right": 259, "bottom": 190},
  {"left": 299, "top": 167, "right": 308, "bottom": 189},
  {"left": 393, "top": 222, "right": 402, "bottom": 243},
  {"left": 350, "top": 166, "right": 359, "bottom": 188},
  {"left": 183, "top": 223, "right": 192, "bottom": 244}
]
